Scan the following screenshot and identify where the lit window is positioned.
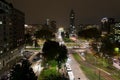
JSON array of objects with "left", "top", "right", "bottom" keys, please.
[
  {"left": 0, "top": 21, "right": 2, "bottom": 24},
  {"left": 11, "top": 51, "right": 13, "bottom": 53},
  {"left": 0, "top": 51, "right": 3, "bottom": 53},
  {"left": 7, "top": 48, "right": 9, "bottom": 51}
]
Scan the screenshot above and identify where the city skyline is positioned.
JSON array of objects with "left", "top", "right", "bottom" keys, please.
[{"left": 9, "top": 0, "right": 120, "bottom": 27}]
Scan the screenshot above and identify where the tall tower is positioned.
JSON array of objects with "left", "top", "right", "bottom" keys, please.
[{"left": 69, "top": 9, "right": 76, "bottom": 37}]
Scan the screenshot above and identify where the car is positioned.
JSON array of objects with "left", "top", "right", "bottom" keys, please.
[
  {"left": 32, "top": 56, "right": 40, "bottom": 62},
  {"left": 23, "top": 51, "right": 33, "bottom": 58},
  {"left": 65, "top": 63, "right": 72, "bottom": 72}
]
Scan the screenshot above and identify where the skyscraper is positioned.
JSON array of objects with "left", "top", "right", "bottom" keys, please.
[
  {"left": 114, "top": 23, "right": 120, "bottom": 43},
  {"left": 69, "top": 9, "right": 76, "bottom": 37},
  {"left": 101, "top": 17, "right": 115, "bottom": 35}
]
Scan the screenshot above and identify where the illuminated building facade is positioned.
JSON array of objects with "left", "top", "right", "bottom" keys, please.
[
  {"left": 114, "top": 23, "right": 120, "bottom": 43},
  {"left": 69, "top": 10, "right": 76, "bottom": 37},
  {"left": 101, "top": 17, "right": 115, "bottom": 35},
  {"left": 0, "top": 0, "right": 25, "bottom": 69}
]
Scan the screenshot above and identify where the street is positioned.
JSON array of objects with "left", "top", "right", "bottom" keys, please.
[
  {"left": 67, "top": 53, "right": 88, "bottom": 80},
  {"left": 27, "top": 50, "right": 43, "bottom": 76}
]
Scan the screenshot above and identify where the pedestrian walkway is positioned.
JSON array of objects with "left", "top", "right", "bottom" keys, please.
[{"left": 68, "top": 54, "right": 88, "bottom": 80}]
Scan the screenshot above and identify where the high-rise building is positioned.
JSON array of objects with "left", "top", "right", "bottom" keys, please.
[
  {"left": 0, "top": 0, "right": 25, "bottom": 69},
  {"left": 101, "top": 17, "right": 115, "bottom": 35},
  {"left": 114, "top": 23, "right": 120, "bottom": 43},
  {"left": 69, "top": 9, "right": 76, "bottom": 37}
]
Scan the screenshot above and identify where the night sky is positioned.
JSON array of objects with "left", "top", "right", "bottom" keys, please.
[{"left": 10, "top": 0, "right": 120, "bottom": 27}]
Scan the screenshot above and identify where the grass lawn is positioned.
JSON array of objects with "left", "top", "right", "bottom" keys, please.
[
  {"left": 80, "top": 65, "right": 105, "bottom": 80},
  {"left": 85, "top": 53, "right": 120, "bottom": 80},
  {"left": 38, "top": 60, "right": 60, "bottom": 80},
  {"left": 39, "top": 67, "right": 59, "bottom": 80},
  {"left": 73, "top": 53, "right": 105, "bottom": 80}
]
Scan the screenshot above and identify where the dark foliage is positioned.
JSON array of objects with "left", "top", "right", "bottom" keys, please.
[
  {"left": 42, "top": 40, "right": 59, "bottom": 60},
  {"left": 34, "top": 21, "right": 57, "bottom": 40},
  {"left": 45, "top": 74, "right": 68, "bottom": 80},
  {"left": 50, "top": 20, "right": 57, "bottom": 33},
  {"left": 42, "top": 40, "right": 68, "bottom": 63},
  {"left": 25, "top": 33, "right": 33, "bottom": 45},
  {"left": 101, "top": 36, "right": 115, "bottom": 56},
  {"left": 78, "top": 28, "right": 100, "bottom": 39},
  {"left": 57, "top": 45, "right": 68, "bottom": 63},
  {"left": 35, "top": 29, "right": 54, "bottom": 39},
  {"left": 34, "top": 40, "right": 39, "bottom": 47},
  {"left": 10, "top": 59, "right": 37, "bottom": 80}
]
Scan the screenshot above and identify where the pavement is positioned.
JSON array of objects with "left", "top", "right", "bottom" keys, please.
[
  {"left": 28, "top": 51, "right": 43, "bottom": 77},
  {"left": 31, "top": 60, "right": 43, "bottom": 76},
  {"left": 68, "top": 54, "right": 89, "bottom": 80}
]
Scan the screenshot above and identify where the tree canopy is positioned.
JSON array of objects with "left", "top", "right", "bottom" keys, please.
[
  {"left": 78, "top": 28, "right": 101, "bottom": 39},
  {"left": 10, "top": 59, "right": 37, "bottom": 80},
  {"left": 34, "top": 21, "right": 57, "bottom": 40},
  {"left": 42, "top": 40, "right": 68, "bottom": 63},
  {"left": 101, "top": 36, "right": 115, "bottom": 56}
]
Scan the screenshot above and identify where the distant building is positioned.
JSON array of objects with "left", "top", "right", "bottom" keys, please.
[
  {"left": 0, "top": 0, "right": 25, "bottom": 69},
  {"left": 76, "top": 24, "right": 100, "bottom": 33},
  {"left": 69, "top": 9, "right": 76, "bottom": 37},
  {"left": 76, "top": 24, "right": 84, "bottom": 32},
  {"left": 101, "top": 17, "right": 115, "bottom": 35},
  {"left": 114, "top": 23, "right": 120, "bottom": 43},
  {"left": 25, "top": 24, "right": 43, "bottom": 35},
  {"left": 84, "top": 24, "right": 100, "bottom": 30},
  {"left": 46, "top": 19, "right": 50, "bottom": 26}
]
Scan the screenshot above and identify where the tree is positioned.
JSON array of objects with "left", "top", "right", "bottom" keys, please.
[
  {"left": 101, "top": 36, "right": 115, "bottom": 56},
  {"left": 42, "top": 40, "right": 59, "bottom": 60},
  {"left": 57, "top": 45, "right": 68, "bottom": 63},
  {"left": 25, "top": 33, "right": 33, "bottom": 45},
  {"left": 56, "top": 45, "right": 68, "bottom": 69},
  {"left": 34, "top": 39, "right": 39, "bottom": 47},
  {"left": 42, "top": 40, "right": 68, "bottom": 66},
  {"left": 50, "top": 20, "right": 57, "bottom": 33},
  {"left": 78, "top": 28, "right": 100, "bottom": 39},
  {"left": 10, "top": 59, "right": 37, "bottom": 80}
]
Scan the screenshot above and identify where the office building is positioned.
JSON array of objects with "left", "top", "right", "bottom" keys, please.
[
  {"left": 101, "top": 17, "right": 115, "bottom": 35},
  {"left": 114, "top": 23, "right": 120, "bottom": 43},
  {"left": 69, "top": 9, "right": 76, "bottom": 37},
  {"left": 0, "top": 0, "right": 25, "bottom": 69}
]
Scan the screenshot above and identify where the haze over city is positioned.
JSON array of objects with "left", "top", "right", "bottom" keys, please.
[
  {"left": 0, "top": 0, "right": 120, "bottom": 80},
  {"left": 10, "top": 0, "right": 120, "bottom": 26}
]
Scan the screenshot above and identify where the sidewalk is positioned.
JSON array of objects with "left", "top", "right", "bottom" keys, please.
[{"left": 68, "top": 54, "right": 88, "bottom": 80}]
